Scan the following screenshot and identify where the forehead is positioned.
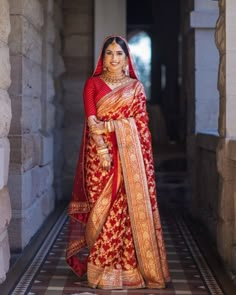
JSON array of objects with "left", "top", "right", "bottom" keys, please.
[{"left": 106, "top": 42, "right": 124, "bottom": 52}]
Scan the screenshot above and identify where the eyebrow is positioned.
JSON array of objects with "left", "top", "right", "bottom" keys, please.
[{"left": 105, "top": 49, "right": 124, "bottom": 53}]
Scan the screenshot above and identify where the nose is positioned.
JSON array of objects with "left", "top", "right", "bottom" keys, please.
[{"left": 111, "top": 54, "right": 117, "bottom": 61}]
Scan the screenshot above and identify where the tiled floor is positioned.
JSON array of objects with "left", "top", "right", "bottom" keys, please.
[{"left": 9, "top": 206, "right": 225, "bottom": 295}]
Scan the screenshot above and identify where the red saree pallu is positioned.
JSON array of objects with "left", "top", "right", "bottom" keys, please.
[{"left": 66, "top": 78, "right": 170, "bottom": 289}]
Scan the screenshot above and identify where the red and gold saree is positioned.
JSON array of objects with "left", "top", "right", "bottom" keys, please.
[{"left": 66, "top": 36, "right": 170, "bottom": 289}]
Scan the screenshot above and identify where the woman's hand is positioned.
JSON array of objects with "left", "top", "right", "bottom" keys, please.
[{"left": 99, "top": 152, "right": 112, "bottom": 171}]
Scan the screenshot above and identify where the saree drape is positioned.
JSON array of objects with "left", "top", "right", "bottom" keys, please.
[{"left": 66, "top": 78, "right": 170, "bottom": 289}]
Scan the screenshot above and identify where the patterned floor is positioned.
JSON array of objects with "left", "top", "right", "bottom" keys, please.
[{"left": 10, "top": 207, "right": 225, "bottom": 295}]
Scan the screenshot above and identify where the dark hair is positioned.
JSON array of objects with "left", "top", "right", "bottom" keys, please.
[{"left": 101, "top": 37, "right": 129, "bottom": 59}]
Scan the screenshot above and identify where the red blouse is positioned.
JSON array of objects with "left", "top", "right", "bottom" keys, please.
[{"left": 83, "top": 76, "right": 111, "bottom": 118}]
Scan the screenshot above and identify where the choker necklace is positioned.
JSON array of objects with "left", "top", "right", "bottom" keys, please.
[{"left": 100, "top": 72, "right": 129, "bottom": 85}]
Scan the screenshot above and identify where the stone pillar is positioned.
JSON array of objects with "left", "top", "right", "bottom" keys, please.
[
  {"left": 53, "top": 0, "right": 65, "bottom": 200},
  {"left": 8, "top": 0, "right": 55, "bottom": 251},
  {"left": 215, "top": 0, "right": 236, "bottom": 273},
  {"left": 191, "top": 0, "right": 219, "bottom": 133},
  {"left": 62, "top": 0, "right": 94, "bottom": 197},
  {"left": 0, "top": 0, "right": 12, "bottom": 283}
]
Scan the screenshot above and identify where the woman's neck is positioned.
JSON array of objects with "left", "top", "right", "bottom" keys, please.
[{"left": 105, "top": 70, "right": 124, "bottom": 77}]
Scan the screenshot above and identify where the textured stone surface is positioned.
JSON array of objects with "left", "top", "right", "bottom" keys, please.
[
  {"left": 9, "top": 0, "right": 44, "bottom": 30},
  {"left": 9, "top": 188, "right": 55, "bottom": 251},
  {"left": 64, "top": 13, "right": 93, "bottom": 35},
  {"left": 54, "top": 51, "right": 65, "bottom": 78},
  {"left": 46, "top": 103, "right": 56, "bottom": 132},
  {"left": 39, "top": 133, "right": 53, "bottom": 166},
  {"left": 22, "top": 133, "right": 40, "bottom": 171},
  {"left": 0, "top": 230, "right": 10, "bottom": 283},
  {"left": 46, "top": 18, "right": 56, "bottom": 44},
  {"left": 0, "top": 186, "right": 11, "bottom": 283},
  {"left": 0, "top": 187, "right": 12, "bottom": 236},
  {"left": 0, "top": 89, "right": 12, "bottom": 137},
  {"left": 0, "top": 138, "right": 10, "bottom": 189},
  {"left": 0, "top": 0, "right": 10, "bottom": 44},
  {"left": 64, "top": 35, "right": 93, "bottom": 57},
  {"left": 45, "top": 44, "right": 54, "bottom": 73},
  {"left": 9, "top": 15, "right": 42, "bottom": 65},
  {"left": 0, "top": 42, "right": 11, "bottom": 89},
  {"left": 9, "top": 164, "right": 53, "bottom": 211},
  {"left": 9, "top": 56, "right": 42, "bottom": 98},
  {"left": 45, "top": 72, "right": 55, "bottom": 101},
  {"left": 22, "top": 97, "right": 41, "bottom": 133}
]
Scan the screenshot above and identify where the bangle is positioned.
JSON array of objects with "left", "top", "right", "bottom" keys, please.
[
  {"left": 97, "top": 148, "right": 109, "bottom": 155},
  {"left": 104, "top": 121, "right": 114, "bottom": 133},
  {"left": 89, "top": 124, "right": 106, "bottom": 135},
  {"left": 97, "top": 144, "right": 107, "bottom": 150}
]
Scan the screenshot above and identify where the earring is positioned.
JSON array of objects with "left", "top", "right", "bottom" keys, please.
[
  {"left": 103, "top": 63, "right": 107, "bottom": 71},
  {"left": 123, "top": 64, "right": 129, "bottom": 76}
]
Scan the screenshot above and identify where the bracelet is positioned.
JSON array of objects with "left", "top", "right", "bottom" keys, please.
[
  {"left": 104, "top": 121, "right": 114, "bottom": 133},
  {"left": 97, "top": 144, "right": 107, "bottom": 150},
  {"left": 97, "top": 148, "right": 109, "bottom": 155},
  {"left": 89, "top": 124, "right": 106, "bottom": 135}
]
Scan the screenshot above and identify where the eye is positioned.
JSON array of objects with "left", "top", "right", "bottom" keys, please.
[
  {"left": 118, "top": 52, "right": 123, "bottom": 55},
  {"left": 106, "top": 51, "right": 112, "bottom": 55}
]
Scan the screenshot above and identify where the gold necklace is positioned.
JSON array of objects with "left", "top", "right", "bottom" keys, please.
[{"left": 101, "top": 72, "right": 129, "bottom": 85}]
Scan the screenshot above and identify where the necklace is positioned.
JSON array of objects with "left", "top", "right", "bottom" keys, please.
[{"left": 100, "top": 72, "right": 129, "bottom": 85}]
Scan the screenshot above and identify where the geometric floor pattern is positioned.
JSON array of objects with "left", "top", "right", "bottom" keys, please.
[{"left": 10, "top": 208, "right": 225, "bottom": 295}]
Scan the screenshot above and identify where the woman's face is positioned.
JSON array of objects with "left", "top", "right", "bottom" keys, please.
[{"left": 103, "top": 41, "right": 127, "bottom": 74}]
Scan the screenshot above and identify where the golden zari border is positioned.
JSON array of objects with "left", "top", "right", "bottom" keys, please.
[
  {"left": 66, "top": 237, "right": 86, "bottom": 258},
  {"left": 87, "top": 262, "right": 145, "bottom": 289},
  {"left": 85, "top": 175, "right": 113, "bottom": 249},
  {"left": 68, "top": 201, "right": 90, "bottom": 214},
  {"left": 97, "top": 80, "right": 136, "bottom": 118},
  {"left": 114, "top": 118, "right": 166, "bottom": 288}
]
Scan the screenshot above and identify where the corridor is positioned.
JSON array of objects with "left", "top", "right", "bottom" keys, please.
[
  {"left": 1, "top": 147, "right": 235, "bottom": 295},
  {"left": 1, "top": 0, "right": 236, "bottom": 294}
]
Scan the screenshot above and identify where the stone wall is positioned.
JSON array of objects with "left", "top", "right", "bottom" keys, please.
[
  {"left": 62, "top": 0, "right": 94, "bottom": 197},
  {"left": 8, "top": 0, "right": 57, "bottom": 252},
  {"left": 52, "top": 0, "right": 65, "bottom": 200},
  {"left": 0, "top": 0, "right": 12, "bottom": 283},
  {"left": 192, "top": 0, "right": 236, "bottom": 276},
  {"left": 195, "top": 134, "right": 219, "bottom": 240}
]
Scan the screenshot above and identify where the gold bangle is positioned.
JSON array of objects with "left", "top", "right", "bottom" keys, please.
[
  {"left": 97, "top": 148, "right": 109, "bottom": 155},
  {"left": 89, "top": 124, "right": 106, "bottom": 135},
  {"left": 97, "top": 144, "right": 107, "bottom": 150},
  {"left": 104, "top": 121, "right": 114, "bottom": 133}
]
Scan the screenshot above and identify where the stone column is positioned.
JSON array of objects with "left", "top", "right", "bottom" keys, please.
[
  {"left": 62, "top": 0, "right": 94, "bottom": 197},
  {"left": 0, "top": 0, "right": 12, "bottom": 284},
  {"left": 215, "top": 0, "right": 236, "bottom": 273},
  {"left": 53, "top": 0, "right": 65, "bottom": 200},
  {"left": 191, "top": 0, "right": 219, "bottom": 133},
  {"left": 8, "top": 0, "right": 55, "bottom": 251}
]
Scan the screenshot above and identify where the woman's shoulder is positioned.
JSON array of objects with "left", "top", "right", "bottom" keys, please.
[
  {"left": 85, "top": 76, "right": 100, "bottom": 84},
  {"left": 129, "top": 78, "right": 144, "bottom": 91}
]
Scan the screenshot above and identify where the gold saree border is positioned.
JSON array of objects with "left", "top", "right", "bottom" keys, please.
[
  {"left": 87, "top": 262, "right": 145, "bottom": 289},
  {"left": 68, "top": 201, "right": 90, "bottom": 214},
  {"left": 85, "top": 175, "right": 113, "bottom": 249},
  {"left": 66, "top": 237, "right": 86, "bottom": 258},
  {"left": 114, "top": 118, "right": 166, "bottom": 288},
  {"left": 97, "top": 80, "right": 137, "bottom": 117}
]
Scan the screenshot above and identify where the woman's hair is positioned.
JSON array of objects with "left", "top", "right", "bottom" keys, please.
[{"left": 101, "top": 37, "right": 129, "bottom": 59}]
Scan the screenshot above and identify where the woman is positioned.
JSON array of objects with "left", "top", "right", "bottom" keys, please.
[{"left": 66, "top": 36, "right": 170, "bottom": 289}]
